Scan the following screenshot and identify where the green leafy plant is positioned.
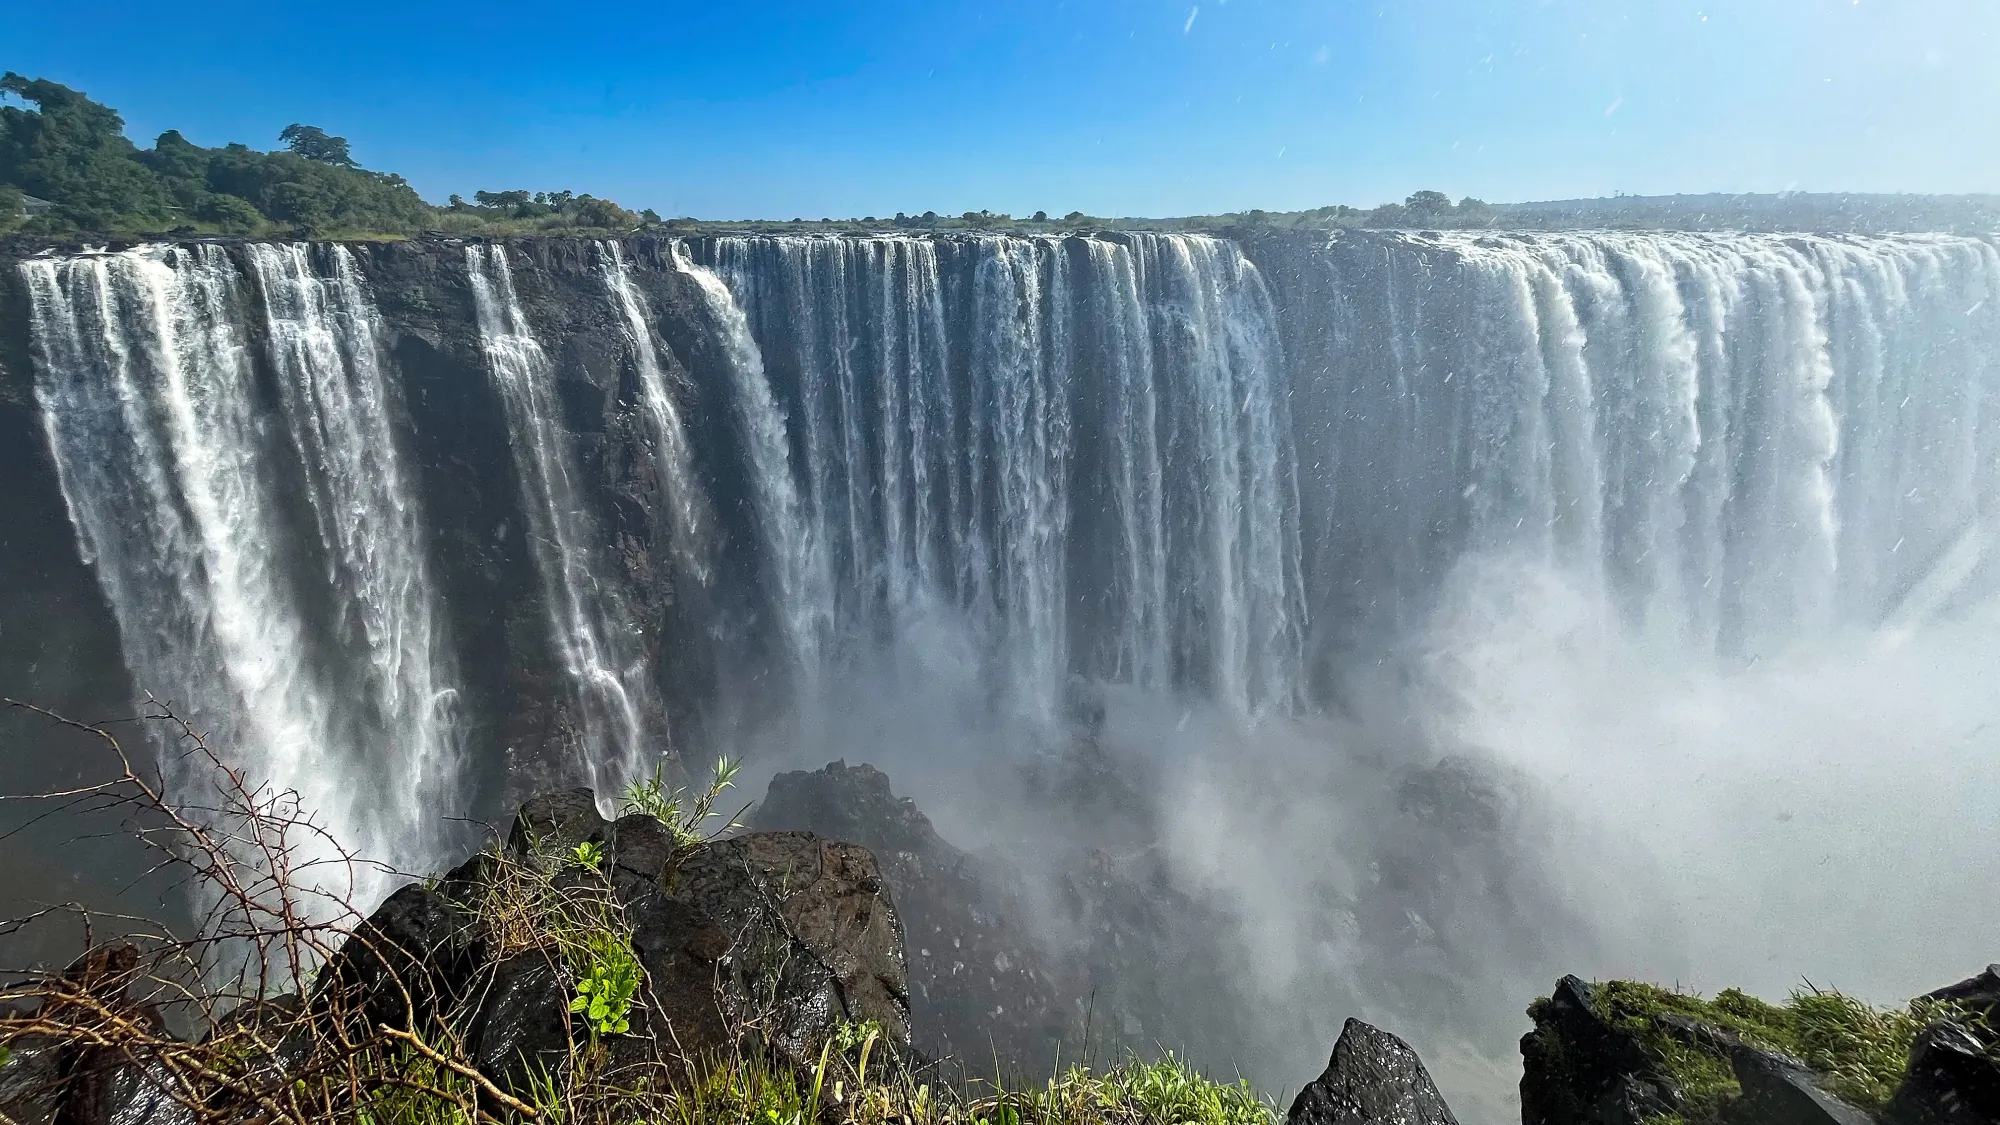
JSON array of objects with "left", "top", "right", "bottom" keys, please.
[
  {"left": 620, "top": 755, "right": 744, "bottom": 848},
  {"left": 570, "top": 839, "right": 603, "bottom": 871},
  {"left": 569, "top": 931, "right": 640, "bottom": 1036}
]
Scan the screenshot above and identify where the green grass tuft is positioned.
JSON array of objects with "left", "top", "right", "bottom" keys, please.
[{"left": 1585, "top": 978, "right": 1977, "bottom": 1120}]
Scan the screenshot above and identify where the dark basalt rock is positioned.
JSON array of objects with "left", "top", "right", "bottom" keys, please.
[
  {"left": 508, "top": 788, "right": 611, "bottom": 855},
  {"left": 0, "top": 1035, "right": 64, "bottom": 1125},
  {"left": 1285, "top": 1018, "right": 1458, "bottom": 1125},
  {"left": 632, "top": 830, "right": 910, "bottom": 1067},
  {"left": 754, "top": 761, "right": 1071, "bottom": 1070},
  {"left": 1921, "top": 964, "right": 2000, "bottom": 1025},
  {"left": 320, "top": 881, "right": 482, "bottom": 1030},
  {"left": 1887, "top": 1020, "right": 2000, "bottom": 1125},
  {"left": 14, "top": 943, "right": 194, "bottom": 1125},
  {"left": 468, "top": 954, "right": 574, "bottom": 1098},
  {"left": 1726, "top": 1043, "right": 1874, "bottom": 1125},
  {"left": 1519, "top": 976, "right": 1676, "bottom": 1125}
]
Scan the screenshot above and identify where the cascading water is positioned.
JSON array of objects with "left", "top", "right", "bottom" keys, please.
[
  {"left": 17, "top": 226, "right": 2000, "bottom": 1117},
  {"left": 704, "top": 232, "right": 1303, "bottom": 720},
  {"left": 466, "top": 244, "right": 656, "bottom": 798},
  {"left": 670, "top": 240, "right": 829, "bottom": 680},
  {"left": 1276, "top": 230, "right": 2000, "bottom": 663},
  {"left": 22, "top": 243, "right": 461, "bottom": 898},
  {"left": 598, "top": 241, "right": 709, "bottom": 586},
  {"left": 244, "top": 243, "right": 464, "bottom": 832}
]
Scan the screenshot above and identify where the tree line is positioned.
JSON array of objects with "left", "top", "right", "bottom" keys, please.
[{"left": 0, "top": 74, "right": 652, "bottom": 237}]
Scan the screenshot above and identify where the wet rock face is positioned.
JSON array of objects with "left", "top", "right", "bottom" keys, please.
[
  {"left": 1519, "top": 976, "right": 1673, "bottom": 1125},
  {"left": 1727, "top": 1045, "right": 1874, "bottom": 1125},
  {"left": 1888, "top": 1020, "right": 2000, "bottom": 1125},
  {"left": 1285, "top": 1018, "right": 1459, "bottom": 1125},
  {"left": 1886, "top": 965, "right": 2000, "bottom": 1125},
  {"left": 632, "top": 829, "right": 911, "bottom": 1068},
  {"left": 753, "top": 761, "right": 1071, "bottom": 1070},
  {"left": 497, "top": 794, "right": 906, "bottom": 1081}
]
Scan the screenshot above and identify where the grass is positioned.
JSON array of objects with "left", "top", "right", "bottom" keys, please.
[
  {"left": 334, "top": 1026, "right": 1274, "bottom": 1125},
  {"left": 1580, "top": 979, "right": 1985, "bottom": 1122}
]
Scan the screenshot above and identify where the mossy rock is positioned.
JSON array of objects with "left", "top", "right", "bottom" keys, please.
[{"left": 1524, "top": 976, "right": 1966, "bottom": 1125}]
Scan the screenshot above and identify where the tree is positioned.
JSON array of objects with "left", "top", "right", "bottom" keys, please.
[
  {"left": 195, "top": 192, "right": 264, "bottom": 234},
  {"left": 0, "top": 183, "right": 24, "bottom": 233},
  {"left": 267, "top": 179, "right": 333, "bottom": 232},
  {"left": 1032, "top": 210, "right": 1049, "bottom": 222},
  {"left": 571, "top": 194, "right": 636, "bottom": 229},
  {"left": 278, "top": 124, "right": 355, "bottom": 167},
  {"left": 0, "top": 73, "right": 176, "bottom": 228},
  {"left": 1404, "top": 190, "right": 1452, "bottom": 216}
]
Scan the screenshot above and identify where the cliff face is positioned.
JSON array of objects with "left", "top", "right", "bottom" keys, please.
[
  {"left": 7, "top": 226, "right": 1999, "bottom": 829},
  {"left": 0, "top": 234, "right": 757, "bottom": 823}
]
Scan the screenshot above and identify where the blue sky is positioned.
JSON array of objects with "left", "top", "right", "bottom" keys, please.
[{"left": 7, "top": 0, "right": 1998, "bottom": 218}]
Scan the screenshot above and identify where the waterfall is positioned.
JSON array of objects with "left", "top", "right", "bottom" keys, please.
[
  {"left": 1279, "top": 230, "right": 2000, "bottom": 659},
  {"left": 243, "top": 243, "right": 463, "bottom": 843},
  {"left": 598, "top": 241, "right": 709, "bottom": 585},
  {"left": 23, "top": 244, "right": 461, "bottom": 895},
  {"left": 466, "top": 244, "right": 653, "bottom": 797},
  {"left": 671, "top": 240, "right": 830, "bottom": 679},
  {"left": 20, "top": 227, "right": 1998, "bottom": 883},
  {"left": 703, "top": 232, "right": 1303, "bottom": 720}
]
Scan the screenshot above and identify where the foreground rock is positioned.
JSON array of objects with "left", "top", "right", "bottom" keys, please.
[
  {"left": 1285, "top": 1018, "right": 1458, "bottom": 1125},
  {"left": 1519, "top": 977, "right": 1676, "bottom": 1125},
  {"left": 1885, "top": 964, "right": 2000, "bottom": 1125},
  {"left": 1521, "top": 969, "right": 2000, "bottom": 1125},
  {"left": 754, "top": 761, "right": 1068, "bottom": 1068},
  {"left": 0, "top": 943, "right": 194, "bottom": 1125},
  {"left": 341, "top": 789, "right": 911, "bottom": 1095},
  {"left": 1730, "top": 1044, "right": 1874, "bottom": 1125}
]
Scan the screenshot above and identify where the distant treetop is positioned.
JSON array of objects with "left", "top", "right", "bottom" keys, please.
[{"left": 278, "top": 124, "right": 356, "bottom": 167}]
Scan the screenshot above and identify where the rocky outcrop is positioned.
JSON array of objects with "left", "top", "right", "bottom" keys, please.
[
  {"left": 382, "top": 790, "right": 907, "bottom": 1094},
  {"left": 0, "top": 942, "right": 192, "bottom": 1125},
  {"left": 1520, "top": 969, "right": 2000, "bottom": 1125},
  {"left": 1729, "top": 1045, "right": 1874, "bottom": 1125},
  {"left": 1885, "top": 965, "right": 2000, "bottom": 1125},
  {"left": 1519, "top": 977, "right": 1675, "bottom": 1125},
  {"left": 1888, "top": 1020, "right": 2000, "bottom": 1125},
  {"left": 754, "top": 761, "right": 1069, "bottom": 1070},
  {"left": 1285, "top": 1018, "right": 1458, "bottom": 1125}
]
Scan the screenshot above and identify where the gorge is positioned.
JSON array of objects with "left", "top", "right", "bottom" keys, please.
[{"left": 3, "top": 228, "right": 1999, "bottom": 1116}]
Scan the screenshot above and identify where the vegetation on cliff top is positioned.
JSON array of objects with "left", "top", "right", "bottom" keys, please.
[
  {"left": 0, "top": 73, "right": 652, "bottom": 239},
  {"left": 0, "top": 71, "right": 1513, "bottom": 241},
  {"left": 1549, "top": 978, "right": 1986, "bottom": 1123}
]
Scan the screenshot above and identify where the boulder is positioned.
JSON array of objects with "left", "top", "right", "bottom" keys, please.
[
  {"left": 753, "top": 762, "right": 1072, "bottom": 1069},
  {"left": 1284, "top": 1018, "right": 1458, "bottom": 1125},
  {"left": 627, "top": 830, "right": 910, "bottom": 1067},
  {"left": 3, "top": 942, "right": 195, "bottom": 1125},
  {"left": 1519, "top": 977, "right": 1676, "bottom": 1125},
  {"left": 507, "top": 788, "right": 610, "bottom": 855},
  {"left": 53, "top": 1056, "right": 195, "bottom": 1125},
  {"left": 1920, "top": 964, "right": 2000, "bottom": 1025},
  {"left": 320, "top": 881, "right": 481, "bottom": 1030},
  {"left": 1886, "top": 1020, "right": 2000, "bottom": 1125},
  {"left": 1726, "top": 1044, "right": 1873, "bottom": 1125},
  {"left": 468, "top": 954, "right": 574, "bottom": 1098}
]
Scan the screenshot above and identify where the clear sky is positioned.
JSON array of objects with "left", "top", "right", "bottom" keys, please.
[{"left": 6, "top": 0, "right": 1998, "bottom": 219}]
